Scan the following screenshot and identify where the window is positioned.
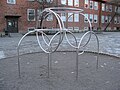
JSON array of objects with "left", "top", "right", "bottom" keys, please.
[
  {"left": 68, "top": 13, "right": 73, "bottom": 22},
  {"left": 46, "top": 0, "right": 53, "bottom": 3},
  {"left": 106, "top": 5, "right": 109, "bottom": 12},
  {"left": 28, "top": 0, "right": 35, "bottom": 1},
  {"left": 102, "top": 4, "right": 105, "bottom": 11},
  {"left": 68, "top": 27, "right": 73, "bottom": 30},
  {"left": 115, "top": 6, "right": 117, "bottom": 12},
  {"left": 101, "top": 15, "right": 104, "bottom": 23},
  {"left": 37, "top": 0, "right": 42, "bottom": 2},
  {"left": 114, "top": 27, "right": 117, "bottom": 30},
  {"left": 37, "top": 0, "right": 53, "bottom": 3},
  {"left": 89, "top": 1, "right": 93, "bottom": 9},
  {"left": 108, "top": 16, "right": 112, "bottom": 22},
  {"left": 109, "top": 5, "right": 112, "bottom": 12},
  {"left": 117, "top": 17, "right": 119, "bottom": 24},
  {"left": 27, "top": 9, "right": 35, "bottom": 21},
  {"left": 115, "top": 6, "right": 120, "bottom": 13},
  {"left": 61, "top": 0, "right": 66, "bottom": 5},
  {"left": 74, "top": 13, "right": 79, "bottom": 22},
  {"left": 61, "top": 13, "right": 66, "bottom": 22},
  {"left": 84, "top": 0, "right": 89, "bottom": 8},
  {"left": 89, "top": 14, "right": 93, "bottom": 23},
  {"left": 118, "top": 7, "right": 120, "bottom": 13},
  {"left": 74, "top": 27, "right": 79, "bottom": 31},
  {"left": 46, "top": 14, "right": 53, "bottom": 21},
  {"left": 94, "top": 15, "right": 98, "bottom": 23},
  {"left": 94, "top": 2, "right": 98, "bottom": 10},
  {"left": 105, "top": 16, "right": 108, "bottom": 23},
  {"left": 118, "top": 17, "right": 120, "bottom": 24},
  {"left": 74, "top": 0, "right": 79, "bottom": 7},
  {"left": 7, "top": 0, "right": 16, "bottom": 4},
  {"left": 84, "top": 14, "right": 88, "bottom": 23},
  {"left": 37, "top": 9, "right": 42, "bottom": 21},
  {"left": 68, "top": 0, "right": 73, "bottom": 6}
]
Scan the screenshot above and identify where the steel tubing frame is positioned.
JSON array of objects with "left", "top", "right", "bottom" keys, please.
[{"left": 17, "top": 7, "right": 99, "bottom": 79}]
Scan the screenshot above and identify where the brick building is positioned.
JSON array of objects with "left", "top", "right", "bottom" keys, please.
[{"left": 0, "top": 0, "right": 120, "bottom": 34}]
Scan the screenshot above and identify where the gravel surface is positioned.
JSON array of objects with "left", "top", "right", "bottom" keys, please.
[
  {"left": 0, "top": 52, "right": 120, "bottom": 90},
  {"left": 1, "top": 32, "right": 120, "bottom": 59}
]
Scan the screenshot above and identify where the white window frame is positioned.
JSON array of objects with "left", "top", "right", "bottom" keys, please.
[
  {"left": 46, "top": 14, "right": 53, "bottom": 21},
  {"left": 114, "top": 27, "right": 117, "bottom": 30},
  {"left": 117, "top": 17, "right": 119, "bottom": 24},
  {"left": 109, "top": 5, "right": 112, "bottom": 12},
  {"left": 61, "top": 13, "right": 66, "bottom": 22},
  {"left": 7, "top": 0, "right": 16, "bottom": 4},
  {"left": 102, "top": 4, "right": 105, "bottom": 11},
  {"left": 106, "top": 5, "right": 109, "bottom": 12},
  {"left": 74, "top": 13, "right": 79, "bottom": 22},
  {"left": 101, "top": 15, "right": 104, "bottom": 23},
  {"left": 68, "top": 27, "right": 73, "bottom": 30},
  {"left": 84, "top": 14, "right": 88, "bottom": 23},
  {"left": 108, "top": 16, "right": 112, "bottom": 23},
  {"left": 94, "top": 15, "right": 98, "bottom": 23},
  {"left": 74, "top": 0, "right": 79, "bottom": 7},
  {"left": 115, "top": 6, "right": 117, "bottom": 12},
  {"left": 89, "top": 14, "right": 93, "bottom": 23},
  {"left": 74, "top": 27, "right": 79, "bottom": 31},
  {"left": 94, "top": 2, "right": 98, "bottom": 10},
  {"left": 118, "top": 16, "right": 120, "bottom": 24},
  {"left": 68, "top": 13, "right": 73, "bottom": 22},
  {"left": 28, "top": 0, "right": 35, "bottom": 1},
  {"left": 84, "top": 0, "right": 89, "bottom": 8},
  {"left": 118, "top": 7, "right": 120, "bottom": 13},
  {"left": 61, "top": 0, "right": 66, "bottom": 5},
  {"left": 46, "top": 0, "right": 53, "bottom": 3},
  {"left": 68, "top": 0, "right": 73, "bottom": 6},
  {"left": 37, "top": 9, "right": 42, "bottom": 21},
  {"left": 27, "top": 9, "right": 36, "bottom": 21},
  {"left": 89, "top": 1, "right": 93, "bottom": 9},
  {"left": 105, "top": 16, "right": 108, "bottom": 23}
]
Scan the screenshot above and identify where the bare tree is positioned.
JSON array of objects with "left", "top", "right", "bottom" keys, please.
[{"left": 37, "top": 0, "right": 56, "bottom": 10}]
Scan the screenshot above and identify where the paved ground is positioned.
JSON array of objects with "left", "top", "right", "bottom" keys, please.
[
  {"left": 0, "top": 32, "right": 120, "bottom": 90},
  {"left": 0, "top": 32, "right": 120, "bottom": 59},
  {"left": 0, "top": 52, "right": 120, "bottom": 90}
]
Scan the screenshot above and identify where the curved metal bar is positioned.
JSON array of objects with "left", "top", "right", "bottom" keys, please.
[
  {"left": 47, "top": 7, "right": 84, "bottom": 13},
  {"left": 91, "top": 32, "right": 100, "bottom": 69},
  {"left": 37, "top": 8, "right": 65, "bottom": 51},
  {"left": 36, "top": 30, "right": 63, "bottom": 53},
  {"left": 17, "top": 29, "right": 37, "bottom": 78},
  {"left": 78, "top": 31, "right": 91, "bottom": 49},
  {"left": 78, "top": 31, "right": 99, "bottom": 67},
  {"left": 64, "top": 12, "right": 93, "bottom": 49},
  {"left": 65, "top": 31, "right": 78, "bottom": 49},
  {"left": 64, "top": 30, "right": 79, "bottom": 80},
  {"left": 41, "top": 31, "right": 50, "bottom": 46}
]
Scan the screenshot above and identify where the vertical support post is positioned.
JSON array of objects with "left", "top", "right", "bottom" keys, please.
[
  {"left": 17, "top": 48, "right": 21, "bottom": 78},
  {"left": 48, "top": 46, "right": 52, "bottom": 78},
  {"left": 48, "top": 53, "right": 50, "bottom": 78},
  {"left": 76, "top": 48, "right": 79, "bottom": 80}
]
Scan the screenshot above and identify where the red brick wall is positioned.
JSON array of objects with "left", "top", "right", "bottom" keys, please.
[{"left": 0, "top": 0, "right": 120, "bottom": 33}]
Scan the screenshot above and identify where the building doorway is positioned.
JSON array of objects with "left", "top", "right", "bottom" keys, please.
[{"left": 5, "top": 16, "right": 20, "bottom": 33}]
